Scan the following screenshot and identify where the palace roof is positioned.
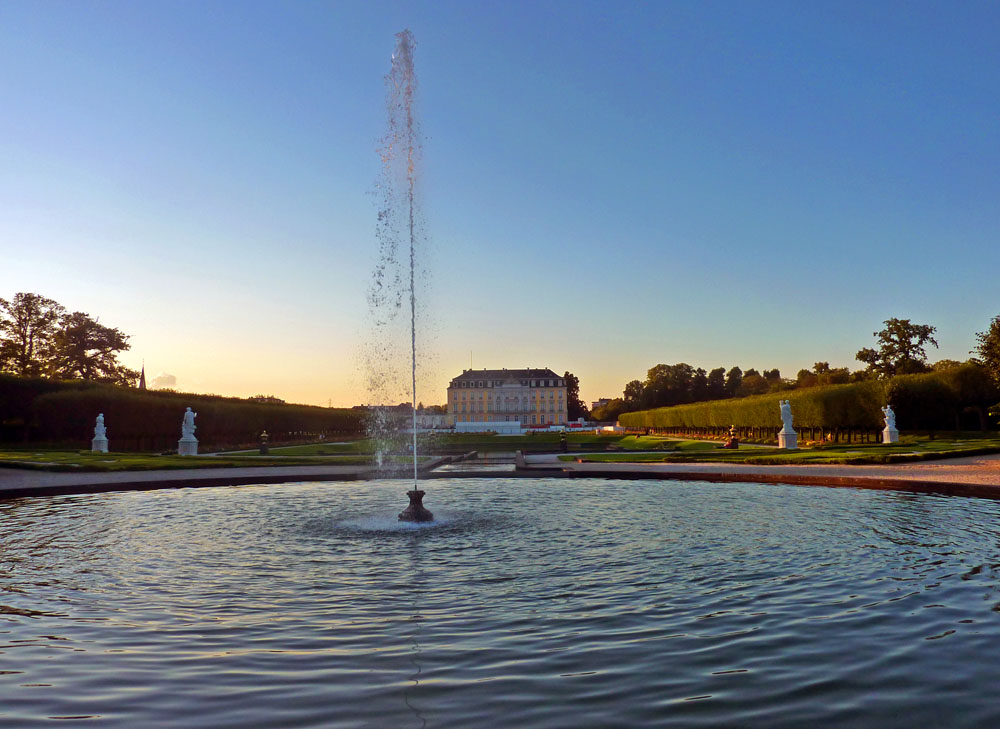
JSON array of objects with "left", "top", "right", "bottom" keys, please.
[{"left": 450, "top": 368, "right": 561, "bottom": 384}]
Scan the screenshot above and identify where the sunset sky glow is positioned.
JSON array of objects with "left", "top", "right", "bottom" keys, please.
[{"left": 2, "top": 1, "right": 998, "bottom": 406}]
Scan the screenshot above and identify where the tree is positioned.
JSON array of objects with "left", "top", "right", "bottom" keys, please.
[
  {"left": 643, "top": 363, "right": 696, "bottom": 408},
  {"left": 973, "top": 315, "right": 1000, "bottom": 386},
  {"left": 0, "top": 293, "right": 65, "bottom": 376},
  {"left": 591, "top": 398, "right": 626, "bottom": 422},
  {"left": 724, "top": 366, "right": 743, "bottom": 396},
  {"left": 796, "top": 368, "right": 818, "bottom": 387},
  {"left": 706, "top": 367, "right": 727, "bottom": 399},
  {"left": 856, "top": 318, "right": 938, "bottom": 378},
  {"left": 623, "top": 379, "right": 644, "bottom": 409},
  {"left": 47, "top": 311, "right": 137, "bottom": 384},
  {"left": 563, "top": 371, "right": 589, "bottom": 420},
  {"left": 738, "top": 373, "right": 769, "bottom": 396},
  {"left": 691, "top": 367, "right": 709, "bottom": 401},
  {"left": 932, "top": 359, "right": 963, "bottom": 372}
]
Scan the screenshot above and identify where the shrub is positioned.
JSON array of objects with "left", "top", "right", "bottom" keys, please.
[
  {"left": 1, "top": 375, "right": 364, "bottom": 448},
  {"left": 620, "top": 364, "right": 1000, "bottom": 432}
]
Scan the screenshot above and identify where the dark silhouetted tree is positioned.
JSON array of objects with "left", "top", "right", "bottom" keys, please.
[
  {"left": 724, "top": 366, "right": 743, "bottom": 396},
  {"left": 973, "top": 315, "right": 1000, "bottom": 387},
  {"left": 623, "top": 380, "right": 644, "bottom": 410},
  {"left": 48, "top": 311, "right": 137, "bottom": 384},
  {"left": 856, "top": 318, "right": 938, "bottom": 378},
  {"left": 707, "top": 367, "right": 727, "bottom": 399},
  {"left": 0, "top": 293, "right": 65, "bottom": 376},
  {"left": 563, "top": 371, "right": 589, "bottom": 420}
]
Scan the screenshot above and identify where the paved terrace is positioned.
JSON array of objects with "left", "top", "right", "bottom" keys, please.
[
  {"left": 1, "top": 452, "right": 999, "bottom": 500},
  {"left": 516, "top": 452, "right": 1000, "bottom": 498},
  {"left": 0, "top": 464, "right": 376, "bottom": 499}
]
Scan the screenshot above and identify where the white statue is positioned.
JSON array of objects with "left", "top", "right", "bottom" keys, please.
[
  {"left": 181, "top": 407, "right": 197, "bottom": 438},
  {"left": 91, "top": 412, "right": 109, "bottom": 452},
  {"left": 881, "top": 405, "right": 896, "bottom": 431},
  {"left": 777, "top": 399, "right": 798, "bottom": 449},
  {"left": 779, "top": 400, "right": 794, "bottom": 432}
]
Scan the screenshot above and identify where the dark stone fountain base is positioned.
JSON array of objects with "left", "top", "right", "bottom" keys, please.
[{"left": 398, "top": 489, "right": 434, "bottom": 522}]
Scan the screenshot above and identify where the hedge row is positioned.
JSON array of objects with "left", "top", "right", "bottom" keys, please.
[
  {"left": 0, "top": 375, "right": 365, "bottom": 449},
  {"left": 619, "top": 365, "right": 998, "bottom": 431}
]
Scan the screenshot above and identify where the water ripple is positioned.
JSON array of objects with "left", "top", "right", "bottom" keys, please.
[{"left": 2, "top": 479, "right": 1000, "bottom": 727}]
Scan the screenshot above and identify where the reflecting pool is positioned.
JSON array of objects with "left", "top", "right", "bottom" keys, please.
[{"left": 2, "top": 478, "right": 1000, "bottom": 728}]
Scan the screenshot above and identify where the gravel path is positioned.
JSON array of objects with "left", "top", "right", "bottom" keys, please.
[
  {"left": 0, "top": 464, "right": 374, "bottom": 498},
  {"left": 520, "top": 452, "right": 1000, "bottom": 491},
  {"left": 2, "top": 453, "right": 998, "bottom": 500}
]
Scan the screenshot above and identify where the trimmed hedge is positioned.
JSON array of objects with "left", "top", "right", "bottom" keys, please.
[
  {"left": 0, "top": 375, "right": 364, "bottom": 449},
  {"left": 619, "top": 365, "right": 998, "bottom": 432}
]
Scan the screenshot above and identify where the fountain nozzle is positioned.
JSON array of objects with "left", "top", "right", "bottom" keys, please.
[{"left": 398, "top": 489, "right": 433, "bottom": 522}]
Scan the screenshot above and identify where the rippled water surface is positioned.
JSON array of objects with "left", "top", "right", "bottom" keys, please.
[{"left": 3, "top": 479, "right": 1000, "bottom": 728}]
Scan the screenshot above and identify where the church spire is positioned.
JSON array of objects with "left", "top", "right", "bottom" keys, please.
[{"left": 139, "top": 362, "right": 147, "bottom": 390}]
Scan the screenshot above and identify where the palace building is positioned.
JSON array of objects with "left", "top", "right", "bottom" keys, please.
[{"left": 447, "top": 368, "right": 568, "bottom": 427}]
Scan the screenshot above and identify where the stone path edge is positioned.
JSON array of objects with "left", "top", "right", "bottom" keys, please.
[
  {"left": 510, "top": 467, "right": 1000, "bottom": 499},
  {"left": 2, "top": 459, "right": 996, "bottom": 501},
  {"left": 0, "top": 470, "right": 369, "bottom": 500}
]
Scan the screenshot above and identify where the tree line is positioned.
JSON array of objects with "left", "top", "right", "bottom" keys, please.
[
  {"left": 0, "top": 293, "right": 137, "bottom": 385},
  {"left": 593, "top": 316, "right": 1000, "bottom": 422}
]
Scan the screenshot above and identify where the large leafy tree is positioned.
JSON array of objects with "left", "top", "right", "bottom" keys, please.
[
  {"left": 591, "top": 397, "right": 626, "bottom": 422},
  {"left": 724, "top": 366, "right": 743, "bottom": 396},
  {"left": 0, "top": 293, "right": 136, "bottom": 384},
  {"left": 706, "top": 367, "right": 727, "bottom": 399},
  {"left": 49, "top": 311, "right": 138, "bottom": 385},
  {"left": 856, "top": 318, "right": 938, "bottom": 378},
  {"left": 0, "top": 293, "right": 65, "bottom": 376},
  {"left": 623, "top": 379, "right": 644, "bottom": 410},
  {"left": 563, "top": 371, "right": 589, "bottom": 420},
  {"left": 643, "top": 362, "right": 696, "bottom": 408},
  {"left": 972, "top": 315, "right": 1000, "bottom": 386}
]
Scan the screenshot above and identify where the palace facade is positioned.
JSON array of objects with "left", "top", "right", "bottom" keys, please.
[{"left": 447, "top": 368, "right": 568, "bottom": 426}]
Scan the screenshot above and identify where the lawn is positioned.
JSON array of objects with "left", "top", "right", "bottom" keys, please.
[
  {"left": 258, "top": 432, "right": 632, "bottom": 455},
  {"left": 0, "top": 450, "right": 379, "bottom": 472},
  {"left": 224, "top": 440, "right": 371, "bottom": 456},
  {"left": 560, "top": 436, "right": 1000, "bottom": 465}
]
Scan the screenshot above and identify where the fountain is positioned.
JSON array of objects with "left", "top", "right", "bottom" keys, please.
[{"left": 368, "top": 29, "right": 432, "bottom": 522}]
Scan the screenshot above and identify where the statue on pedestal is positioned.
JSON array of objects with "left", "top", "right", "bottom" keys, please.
[
  {"left": 178, "top": 407, "right": 199, "bottom": 455},
  {"left": 881, "top": 404, "right": 899, "bottom": 443},
  {"left": 881, "top": 405, "right": 896, "bottom": 431},
  {"left": 91, "top": 413, "right": 109, "bottom": 453},
  {"left": 779, "top": 400, "right": 794, "bottom": 433},
  {"left": 778, "top": 400, "right": 798, "bottom": 449},
  {"left": 181, "top": 407, "right": 197, "bottom": 438}
]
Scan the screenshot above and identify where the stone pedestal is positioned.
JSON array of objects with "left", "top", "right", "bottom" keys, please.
[
  {"left": 178, "top": 437, "right": 198, "bottom": 456},
  {"left": 882, "top": 427, "right": 899, "bottom": 444},
  {"left": 778, "top": 430, "right": 798, "bottom": 450},
  {"left": 91, "top": 437, "right": 108, "bottom": 453},
  {"left": 398, "top": 489, "right": 433, "bottom": 522}
]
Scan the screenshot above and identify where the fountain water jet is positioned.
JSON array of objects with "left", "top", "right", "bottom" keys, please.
[{"left": 368, "top": 29, "right": 432, "bottom": 522}]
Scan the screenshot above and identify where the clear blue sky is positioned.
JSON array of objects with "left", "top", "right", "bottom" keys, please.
[{"left": 2, "top": 1, "right": 998, "bottom": 406}]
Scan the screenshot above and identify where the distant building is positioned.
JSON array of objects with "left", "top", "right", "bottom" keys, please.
[
  {"left": 138, "top": 364, "right": 146, "bottom": 390},
  {"left": 415, "top": 406, "right": 449, "bottom": 429},
  {"left": 447, "top": 368, "right": 568, "bottom": 427},
  {"left": 591, "top": 398, "right": 611, "bottom": 411}
]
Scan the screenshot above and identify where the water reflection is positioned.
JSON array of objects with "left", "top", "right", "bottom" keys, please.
[
  {"left": 1, "top": 480, "right": 1000, "bottom": 727},
  {"left": 403, "top": 537, "right": 428, "bottom": 729}
]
